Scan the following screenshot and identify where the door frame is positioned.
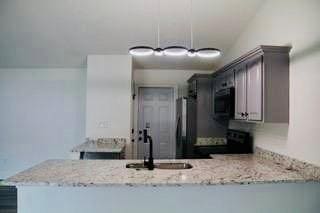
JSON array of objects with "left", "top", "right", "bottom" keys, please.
[{"left": 133, "top": 84, "right": 178, "bottom": 159}]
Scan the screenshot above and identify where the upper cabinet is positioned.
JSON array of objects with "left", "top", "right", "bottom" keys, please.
[
  {"left": 234, "top": 64, "right": 247, "bottom": 120},
  {"left": 246, "top": 56, "right": 263, "bottom": 121},
  {"left": 213, "top": 45, "right": 291, "bottom": 123},
  {"left": 214, "top": 69, "right": 234, "bottom": 92}
]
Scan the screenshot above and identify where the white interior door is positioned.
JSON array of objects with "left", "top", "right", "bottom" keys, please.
[{"left": 138, "top": 87, "right": 174, "bottom": 159}]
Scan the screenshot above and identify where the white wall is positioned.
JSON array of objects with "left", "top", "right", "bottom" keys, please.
[
  {"left": 86, "top": 55, "right": 132, "bottom": 139},
  {"left": 133, "top": 69, "right": 211, "bottom": 97},
  {"left": 0, "top": 68, "right": 86, "bottom": 179},
  {"left": 222, "top": 0, "right": 320, "bottom": 166}
]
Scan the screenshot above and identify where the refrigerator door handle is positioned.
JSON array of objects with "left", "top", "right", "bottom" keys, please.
[{"left": 176, "top": 117, "right": 181, "bottom": 144}]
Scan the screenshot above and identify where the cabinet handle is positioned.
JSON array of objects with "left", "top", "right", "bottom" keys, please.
[
  {"left": 245, "top": 112, "right": 249, "bottom": 117},
  {"left": 241, "top": 113, "right": 245, "bottom": 117}
]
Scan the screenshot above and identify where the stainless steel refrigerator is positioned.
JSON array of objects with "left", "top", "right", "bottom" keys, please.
[
  {"left": 175, "top": 97, "right": 187, "bottom": 159},
  {"left": 176, "top": 97, "right": 198, "bottom": 159}
]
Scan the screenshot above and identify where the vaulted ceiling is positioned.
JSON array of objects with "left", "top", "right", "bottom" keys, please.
[{"left": 0, "top": 0, "right": 264, "bottom": 70}]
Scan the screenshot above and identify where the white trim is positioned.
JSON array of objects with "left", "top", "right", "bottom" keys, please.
[{"left": 133, "top": 84, "right": 178, "bottom": 159}]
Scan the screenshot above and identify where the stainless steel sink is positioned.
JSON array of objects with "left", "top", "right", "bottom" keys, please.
[
  {"left": 125, "top": 163, "right": 147, "bottom": 169},
  {"left": 126, "top": 162, "right": 192, "bottom": 170},
  {"left": 155, "top": 163, "right": 192, "bottom": 170}
]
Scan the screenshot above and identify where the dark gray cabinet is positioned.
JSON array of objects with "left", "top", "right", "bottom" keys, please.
[
  {"left": 214, "top": 69, "right": 234, "bottom": 92},
  {"left": 234, "top": 64, "right": 247, "bottom": 120},
  {"left": 212, "top": 45, "right": 291, "bottom": 123},
  {"left": 186, "top": 74, "right": 227, "bottom": 158},
  {"left": 0, "top": 186, "right": 17, "bottom": 213},
  {"left": 246, "top": 57, "right": 263, "bottom": 121},
  {"left": 234, "top": 56, "right": 263, "bottom": 121}
]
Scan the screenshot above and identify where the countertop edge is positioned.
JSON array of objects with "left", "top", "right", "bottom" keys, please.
[{"left": 5, "top": 179, "right": 318, "bottom": 188}]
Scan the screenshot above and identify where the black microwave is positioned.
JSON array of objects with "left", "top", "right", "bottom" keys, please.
[{"left": 214, "top": 87, "right": 235, "bottom": 119}]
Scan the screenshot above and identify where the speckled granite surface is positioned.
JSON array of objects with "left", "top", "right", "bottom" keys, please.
[
  {"left": 255, "top": 147, "right": 320, "bottom": 180},
  {"left": 71, "top": 138, "right": 126, "bottom": 153},
  {"left": 5, "top": 154, "right": 319, "bottom": 187},
  {"left": 195, "top": 137, "right": 227, "bottom": 146}
]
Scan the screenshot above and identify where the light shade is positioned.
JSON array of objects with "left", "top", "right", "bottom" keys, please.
[
  {"left": 196, "top": 48, "right": 221, "bottom": 58},
  {"left": 163, "top": 46, "right": 188, "bottom": 56},
  {"left": 129, "top": 46, "right": 154, "bottom": 56}
]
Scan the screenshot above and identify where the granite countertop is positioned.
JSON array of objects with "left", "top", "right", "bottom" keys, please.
[
  {"left": 5, "top": 154, "right": 319, "bottom": 187},
  {"left": 71, "top": 138, "right": 126, "bottom": 153}
]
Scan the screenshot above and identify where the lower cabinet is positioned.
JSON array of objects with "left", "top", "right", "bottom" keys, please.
[{"left": 0, "top": 185, "right": 17, "bottom": 213}]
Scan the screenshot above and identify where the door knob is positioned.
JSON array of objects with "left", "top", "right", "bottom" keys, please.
[{"left": 138, "top": 137, "right": 142, "bottom": 141}]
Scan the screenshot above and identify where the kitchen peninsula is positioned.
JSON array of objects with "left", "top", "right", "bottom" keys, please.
[{"left": 5, "top": 149, "right": 320, "bottom": 213}]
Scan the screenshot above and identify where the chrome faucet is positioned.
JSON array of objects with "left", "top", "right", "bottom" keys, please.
[{"left": 143, "top": 129, "right": 154, "bottom": 170}]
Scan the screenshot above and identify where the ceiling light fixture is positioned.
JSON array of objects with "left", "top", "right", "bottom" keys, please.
[
  {"left": 163, "top": 46, "right": 188, "bottom": 56},
  {"left": 196, "top": 48, "right": 221, "bottom": 58},
  {"left": 129, "top": 46, "right": 154, "bottom": 56},
  {"left": 128, "top": 0, "right": 221, "bottom": 58}
]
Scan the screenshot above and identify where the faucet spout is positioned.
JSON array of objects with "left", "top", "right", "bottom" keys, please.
[{"left": 143, "top": 129, "right": 154, "bottom": 170}]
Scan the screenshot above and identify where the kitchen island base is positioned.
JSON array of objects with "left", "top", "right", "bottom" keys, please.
[{"left": 17, "top": 183, "right": 320, "bottom": 213}]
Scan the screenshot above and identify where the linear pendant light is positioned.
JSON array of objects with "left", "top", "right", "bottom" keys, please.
[{"left": 128, "top": 0, "right": 221, "bottom": 58}]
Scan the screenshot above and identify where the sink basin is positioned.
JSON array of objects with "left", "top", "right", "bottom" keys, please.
[
  {"left": 155, "top": 163, "right": 192, "bottom": 170},
  {"left": 125, "top": 163, "right": 147, "bottom": 169},
  {"left": 126, "top": 162, "right": 192, "bottom": 170}
]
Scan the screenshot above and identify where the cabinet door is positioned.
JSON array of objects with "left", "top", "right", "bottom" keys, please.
[
  {"left": 247, "top": 57, "right": 263, "bottom": 121},
  {"left": 234, "top": 65, "right": 247, "bottom": 120},
  {"left": 225, "top": 69, "right": 235, "bottom": 88}
]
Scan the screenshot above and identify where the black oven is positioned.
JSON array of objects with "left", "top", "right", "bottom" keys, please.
[{"left": 214, "top": 87, "right": 235, "bottom": 119}]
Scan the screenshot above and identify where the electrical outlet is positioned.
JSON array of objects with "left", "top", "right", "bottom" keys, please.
[{"left": 98, "top": 121, "right": 108, "bottom": 128}]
